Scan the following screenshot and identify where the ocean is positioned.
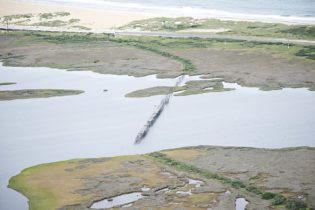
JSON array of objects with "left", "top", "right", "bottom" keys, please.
[{"left": 29, "top": 0, "right": 315, "bottom": 24}]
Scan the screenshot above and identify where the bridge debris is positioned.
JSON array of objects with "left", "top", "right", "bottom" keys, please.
[{"left": 134, "top": 75, "right": 185, "bottom": 144}]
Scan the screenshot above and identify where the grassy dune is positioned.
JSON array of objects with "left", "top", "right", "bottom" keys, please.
[{"left": 121, "top": 17, "right": 315, "bottom": 40}]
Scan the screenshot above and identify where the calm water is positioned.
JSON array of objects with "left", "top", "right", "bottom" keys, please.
[
  {"left": 90, "top": 192, "right": 143, "bottom": 209},
  {"left": 32, "top": 0, "right": 315, "bottom": 23},
  {"left": 235, "top": 198, "right": 248, "bottom": 210},
  {"left": 1, "top": 64, "right": 315, "bottom": 210}
]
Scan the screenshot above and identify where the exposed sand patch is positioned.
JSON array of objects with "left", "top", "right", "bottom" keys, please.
[{"left": 0, "top": 0, "right": 156, "bottom": 29}]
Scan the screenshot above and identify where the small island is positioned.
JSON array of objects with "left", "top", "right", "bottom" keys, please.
[
  {"left": 0, "top": 89, "right": 84, "bottom": 100},
  {"left": 0, "top": 82, "right": 16, "bottom": 86},
  {"left": 126, "top": 80, "right": 234, "bottom": 97}
]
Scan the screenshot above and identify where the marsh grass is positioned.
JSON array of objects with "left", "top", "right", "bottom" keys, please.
[
  {"left": 0, "top": 89, "right": 84, "bottom": 100},
  {"left": 125, "top": 80, "right": 234, "bottom": 97},
  {"left": 149, "top": 152, "right": 310, "bottom": 210},
  {"left": 1, "top": 30, "right": 314, "bottom": 71}
]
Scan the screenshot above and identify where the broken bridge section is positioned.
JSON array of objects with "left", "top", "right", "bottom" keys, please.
[{"left": 134, "top": 75, "right": 185, "bottom": 144}]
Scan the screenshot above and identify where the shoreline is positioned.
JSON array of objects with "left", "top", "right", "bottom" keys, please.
[{"left": 1, "top": 0, "right": 315, "bottom": 31}]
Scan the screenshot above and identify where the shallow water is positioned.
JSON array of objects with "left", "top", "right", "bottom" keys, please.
[
  {"left": 90, "top": 192, "right": 143, "bottom": 209},
  {"left": 235, "top": 197, "right": 248, "bottom": 210},
  {"left": 0, "top": 64, "right": 315, "bottom": 209},
  {"left": 188, "top": 178, "right": 203, "bottom": 187}
]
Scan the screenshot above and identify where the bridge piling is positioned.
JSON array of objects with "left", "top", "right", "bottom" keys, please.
[{"left": 134, "top": 75, "right": 185, "bottom": 144}]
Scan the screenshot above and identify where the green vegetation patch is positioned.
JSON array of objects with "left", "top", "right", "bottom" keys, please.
[
  {"left": 54, "top": 12, "right": 71, "bottom": 17},
  {"left": 309, "top": 86, "right": 315, "bottom": 91},
  {"left": 39, "top": 13, "right": 55, "bottom": 19},
  {"left": 10, "top": 154, "right": 203, "bottom": 210},
  {"left": 0, "top": 82, "right": 16, "bottom": 86},
  {"left": 10, "top": 31, "right": 193, "bottom": 72},
  {"left": 68, "top": 18, "right": 80, "bottom": 24},
  {"left": 1, "top": 14, "right": 33, "bottom": 20},
  {"left": 121, "top": 17, "right": 315, "bottom": 40},
  {"left": 132, "top": 43, "right": 195, "bottom": 72},
  {"left": 8, "top": 146, "right": 314, "bottom": 210},
  {"left": 70, "top": 25, "right": 91, "bottom": 30},
  {"left": 0, "top": 12, "right": 75, "bottom": 28},
  {"left": 295, "top": 46, "right": 315, "bottom": 60},
  {"left": 281, "top": 26, "right": 315, "bottom": 38},
  {"left": 176, "top": 80, "right": 234, "bottom": 96},
  {"left": 0, "top": 89, "right": 84, "bottom": 100},
  {"left": 126, "top": 86, "right": 185, "bottom": 97},
  {"left": 39, "top": 12, "right": 70, "bottom": 20},
  {"left": 9, "top": 159, "right": 81, "bottom": 210},
  {"left": 1, "top": 29, "right": 314, "bottom": 90},
  {"left": 121, "top": 17, "right": 202, "bottom": 31},
  {"left": 32, "top": 20, "right": 69, "bottom": 27},
  {"left": 31, "top": 18, "right": 80, "bottom": 28},
  {"left": 6, "top": 29, "right": 313, "bottom": 63}
]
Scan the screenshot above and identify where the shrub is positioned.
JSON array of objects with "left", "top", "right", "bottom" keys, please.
[
  {"left": 272, "top": 195, "right": 287, "bottom": 205},
  {"left": 262, "top": 192, "right": 276, "bottom": 200},
  {"left": 246, "top": 185, "right": 262, "bottom": 195},
  {"left": 285, "top": 200, "right": 307, "bottom": 210},
  {"left": 231, "top": 180, "right": 245, "bottom": 189}
]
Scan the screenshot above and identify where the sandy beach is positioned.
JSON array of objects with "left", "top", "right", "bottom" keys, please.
[
  {"left": 1, "top": 0, "right": 314, "bottom": 32},
  {"left": 0, "top": 0, "right": 157, "bottom": 29}
]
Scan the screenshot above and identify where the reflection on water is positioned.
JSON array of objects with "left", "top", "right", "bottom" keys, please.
[{"left": 1, "top": 64, "right": 315, "bottom": 210}]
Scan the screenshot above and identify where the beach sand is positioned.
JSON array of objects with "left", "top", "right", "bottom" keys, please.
[
  {"left": 1, "top": 0, "right": 314, "bottom": 32},
  {"left": 0, "top": 0, "right": 157, "bottom": 29}
]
